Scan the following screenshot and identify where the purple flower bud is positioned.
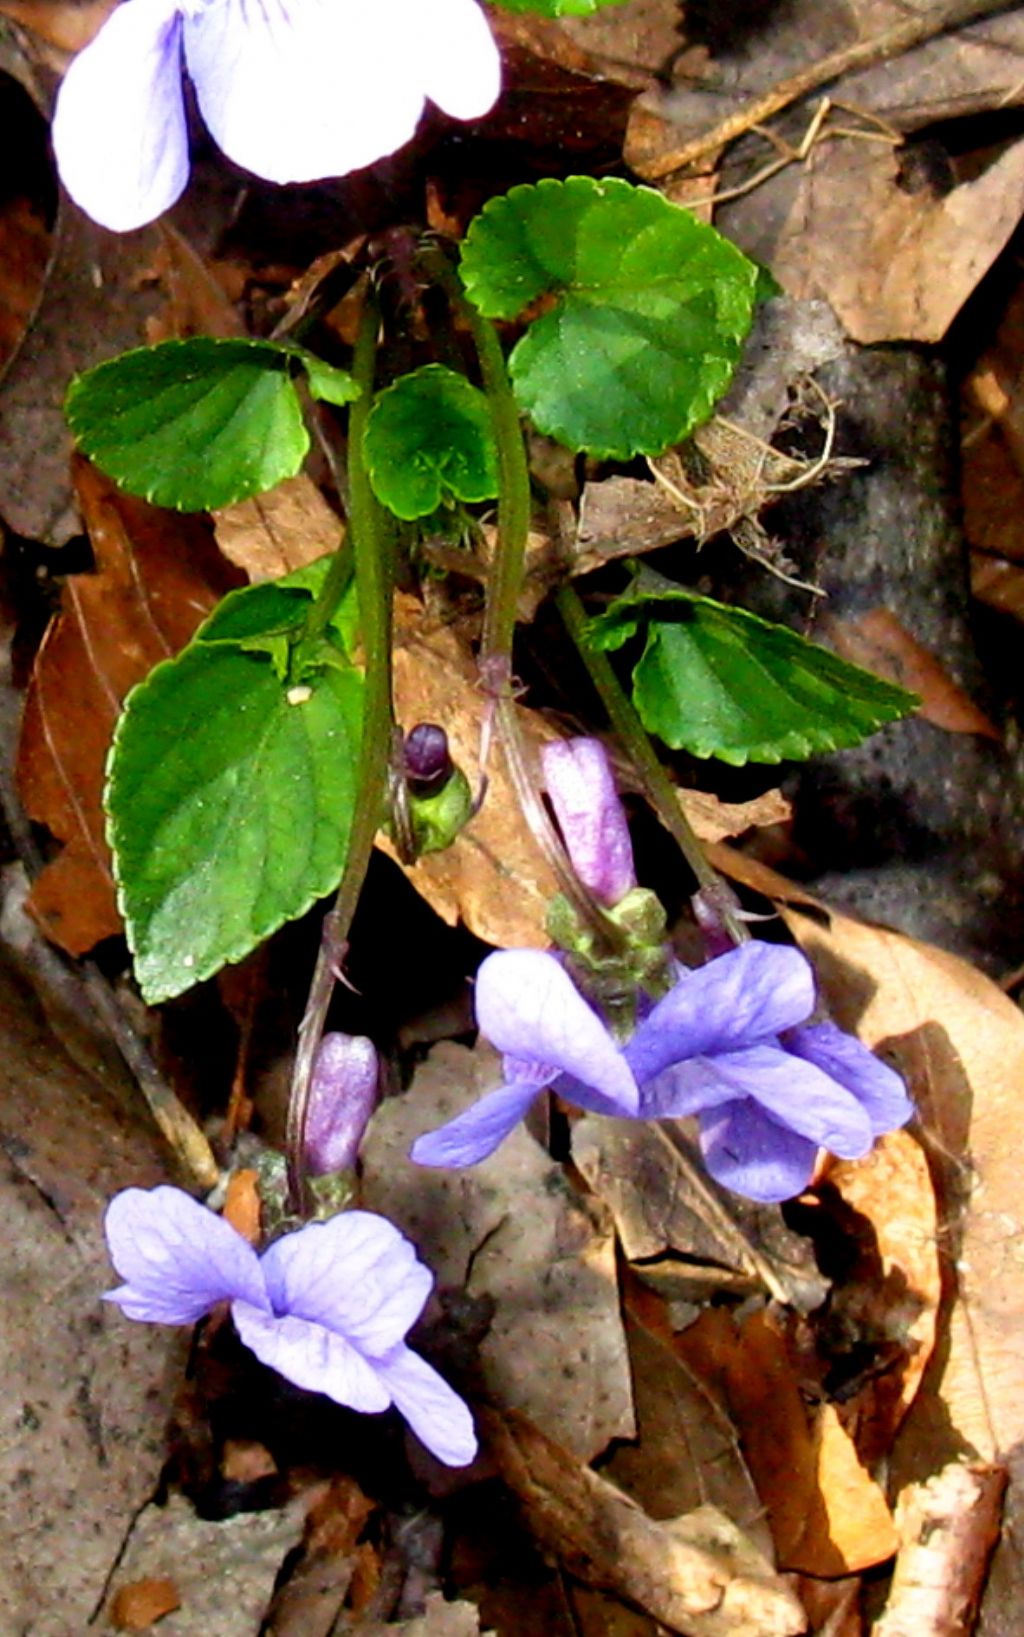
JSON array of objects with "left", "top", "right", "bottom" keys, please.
[
  {"left": 306, "top": 1033, "right": 378, "bottom": 1176},
  {"left": 541, "top": 737, "right": 637, "bottom": 908},
  {"left": 404, "top": 723, "right": 454, "bottom": 796}
]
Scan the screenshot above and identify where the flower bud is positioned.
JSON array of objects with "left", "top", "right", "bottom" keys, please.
[
  {"left": 541, "top": 737, "right": 636, "bottom": 908},
  {"left": 305, "top": 1033, "right": 378, "bottom": 1176},
  {"left": 404, "top": 722, "right": 454, "bottom": 795}
]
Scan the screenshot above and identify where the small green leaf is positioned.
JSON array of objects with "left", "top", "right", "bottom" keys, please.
[
  {"left": 295, "top": 350, "right": 361, "bottom": 408},
  {"left": 66, "top": 337, "right": 314, "bottom": 511},
  {"left": 492, "top": 0, "right": 629, "bottom": 15},
  {"left": 107, "top": 562, "right": 363, "bottom": 1002},
  {"left": 590, "top": 579, "right": 919, "bottom": 765},
  {"left": 363, "top": 364, "right": 499, "bottom": 520},
  {"left": 459, "top": 176, "right": 759, "bottom": 459}
]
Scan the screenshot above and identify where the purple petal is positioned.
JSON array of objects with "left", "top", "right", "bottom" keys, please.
[
  {"left": 411, "top": 1081, "right": 540, "bottom": 1169},
  {"left": 626, "top": 943, "right": 816, "bottom": 1084},
  {"left": 699, "top": 1102, "right": 819, "bottom": 1203},
  {"left": 475, "top": 950, "right": 639, "bottom": 1115},
  {"left": 542, "top": 737, "right": 636, "bottom": 907},
  {"left": 104, "top": 1185, "right": 267, "bottom": 1324},
  {"left": 305, "top": 1033, "right": 378, "bottom": 1175},
  {"left": 52, "top": 0, "right": 189, "bottom": 232},
  {"left": 373, "top": 1345, "right": 478, "bottom": 1467},
  {"left": 259, "top": 1211, "right": 431, "bottom": 1357},
  {"left": 694, "top": 1045, "right": 874, "bottom": 1158},
  {"left": 232, "top": 1302, "right": 390, "bottom": 1412},
  {"left": 786, "top": 1021, "right": 913, "bottom": 1136},
  {"left": 638, "top": 1060, "right": 743, "bottom": 1119}
]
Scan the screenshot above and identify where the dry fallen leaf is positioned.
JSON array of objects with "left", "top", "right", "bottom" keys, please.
[
  {"left": 109, "top": 1577, "right": 182, "bottom": 1631},
  {"left": 484, "top": 1408, "right": 806, "bottom": 1637},
  {"left": 875, "top": 1460, "right": 1007, "bottom": 1637},
  {"left": 361, "top": 1040, "right": 635, "bottom": 1461},
  {"left": 824, "top": 606, "right": 1000, "bottom": 740},
  {"left": 214, "top": 478, "right": 343, "bottom": 581},
  {"left": 15, "top": 457, "right": 242, "bottom": 954}
]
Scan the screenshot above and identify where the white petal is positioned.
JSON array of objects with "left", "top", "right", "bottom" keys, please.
[
  {"left": 52, "top": 0, "right": 190, "bottom": 232},
  {"left": 411, "top": 0, "right": 501, "bottom": 121},
  {"left": 374, "top": 1345, "right": 478, "bottom": 1466},
  {"left": 232, "top": 1302, "right": 391, "bottom": 1412},
  {"left": 185, "top": 0, "right": 426, "bottom": 185}
]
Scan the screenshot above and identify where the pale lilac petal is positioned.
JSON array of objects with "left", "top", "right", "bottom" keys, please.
[
  {"left": 259, "top": 1211, "right": 431, "bottom": 1357},
  {"left": 52, "top": 0, "right": 189, "bottom": 232},
  {"left": 542, "top": 737, "right": 636, "bottom": 907},
  {"left": 696, "top": 1045, "right": 874, "bottom": 1158},
  {"left": 626, "top": 944, "right": 816, "bottom": 1084},
  {"left": 412, "top": 0, "right": 501, "bottom": 121},
  {"left": 306, "top": 1033, "right": 378, "bottom": 1175},
  {"left": 411, "top": 1081, "right": 539, "bottom": 1168},
  {"left": 232, "top": 1302, "right": 390, "bottom": 1412},
  {"left": 786, "top": 1021, "right": 913, "bottom": 1136},
  {"left": 700, "top": 1102, "right": 819, "bottom": 1203},
  {"left": 638, "top": 1060, "right": 742, "bottom": 1119},
  {"left": 104, "top": 1186, "right": 267, "bottom": 1324},
  {"left": 185, "top": 0, "right": 426, "bottom": 185},
  {"left": 373, "top": 1345, "right": 478, "bottom": 1467},
  {"left": 476, "top": 950, "right": 639, "bottom": 1114}
]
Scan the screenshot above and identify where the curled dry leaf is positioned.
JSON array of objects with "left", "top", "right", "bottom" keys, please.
[
  {"left": 483, "top": 1408, "right": 806, "bottom": 1637},
  {"left": 15, "top": 457, "right": 243, "bottom": 955},
  {"left": 361, "top": 1040, "right": 635, "bottom": 1462},
  {"left": 823, "top": 607, "right": 999, "bottom": 741}
]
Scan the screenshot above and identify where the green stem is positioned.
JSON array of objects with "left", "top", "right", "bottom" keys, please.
[
  {"left": 285, "top": 293, "right": 397, "bottom": 1212},
  {"left": 556, "top": 582, "right": 748, "bottom": 946}
]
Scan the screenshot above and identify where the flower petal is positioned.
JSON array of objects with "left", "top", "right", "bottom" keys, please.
[
  {"left": 700, "top": 1102, "right": 819, "bottom": 1203},
  {"left": 638, "top": 1059, "right": 742, "bottom": 1119},
  {"left": 52, "top": 0, "right": 189, "bottom": 232},
  {"left": 411, "top": 0, "right": 501, "bottom": 121},
  {"left": 542, "top": 737, "right": 635, "bottom": 907},
  {"left": 104, "top": 1186, "right": 267, "bottom": 1324},
  {"left": 411, "top": 1080, "right": 540, "bottom": 1168},
  {"left": 698, "top": 1045, "right": 874, "bottom": 1158},
  {"left": 259, "top": 1210, "right": 431, "bottom": 1357},
  {"left": 232, "top": 1302, "right": 390, "bottom": 1412},
  {"left": 475, "top": 950, "right": 639, "bottom": 1115},
  {"left": 786, "top": 1021, "right": 913, "bottom": 1136},
  {"left": 373, "top": 1344, "right": 478, "bottom": 1467},
  {"left": 626, "top": 943, "right": 816, "bottom": 1084}
]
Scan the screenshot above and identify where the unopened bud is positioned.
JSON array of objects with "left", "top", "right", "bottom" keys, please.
[
  {"left": 541, "top": 737, "right": 636, "bottom": 908},
  {"left": 404, "top": 722, "right": 454, "bottom": 795},
  {"left": 305, "top": 1033, "right": 378, "bottom": 1176}
]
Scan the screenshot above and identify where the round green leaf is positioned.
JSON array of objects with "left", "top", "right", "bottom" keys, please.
[
  {"left": 66, "top": 337, "right": 312, "bottom": 511},
  {"left": 590, "top": 582, "right": 919, "bottom": 765},
  {"left": 459, "top": 176, "right": 759, "bottom": 459},
  {"left": 363, "top": 365, "right": 499, "bottom": 520},
  {"left": 107, "top": 642, "right": 364, "bottom": 1002}
]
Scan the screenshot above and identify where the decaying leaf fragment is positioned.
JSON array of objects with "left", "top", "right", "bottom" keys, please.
[
  {"left": 484, "top": 1408, "right": 806, "bottom": 1637},
  {"left": 875, "top": 1460, "right": 1007, "bottom": 1637}
]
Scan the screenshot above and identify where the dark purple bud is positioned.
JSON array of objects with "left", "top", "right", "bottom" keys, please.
[
  {"left": 404, "top": 723, "right": 454, "bottom": 796},
  {"left": 305, "top": 1033, "right": 378, "bottom": 1176}
]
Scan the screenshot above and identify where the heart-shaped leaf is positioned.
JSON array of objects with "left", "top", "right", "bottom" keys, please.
[
  {"left": 459, "top": 176, "right": 758, "bottom": 459},
  {"left": 363, "top": 364, "right": 499, "bottom": 520}
]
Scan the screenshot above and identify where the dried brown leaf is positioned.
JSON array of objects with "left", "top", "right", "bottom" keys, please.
[
  {"left": 824, "top": 607, "right": 999, "bottom": 740},
  {"left": 109, "top": 1577, "right": 182, "bottom": 1631},
  {"left": 484, "top": 1408, "right": 806, "bottom": 1637},
  {"left": 214, "top": 477, "right": 342, "bottom": 581},
  {"left": 875, "top": 1461, "right": 1007, "bottom": 1637},
  {"left": 15, "top": 457, "right": 242, "bottom": 954}
]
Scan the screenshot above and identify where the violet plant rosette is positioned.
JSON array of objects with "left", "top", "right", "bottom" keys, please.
[
  {"left": 104, "top": 1185, "right": 477, "bottom": 1465},
  {"left": 52, "top": 0, "right": 502, "bottom": 232}
]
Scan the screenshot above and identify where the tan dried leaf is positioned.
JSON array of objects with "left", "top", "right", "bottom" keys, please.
[
  {"left": 214, "top": 477, "right": 342, "bottom": 581},
  {"left": 824, "top": 607, "right": 999, "bottom": 740}
]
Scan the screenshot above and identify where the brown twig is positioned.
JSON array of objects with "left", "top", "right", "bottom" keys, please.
[{"left": 641, "top": 0, "right": 1023, "bottom": 182}]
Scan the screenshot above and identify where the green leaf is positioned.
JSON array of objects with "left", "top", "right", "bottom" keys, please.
[
  {"left": 295, "top": 350, "right": 361, "bottom": 408},
  {"left": 66, "top": 337, "right": 316, "bottom": 511},
  {"left": 590, "top": 579, "right": 919, "bottom": 765},
  {"left": 459, "top": 176, "right": 759, "bottom": 459},
  {"left": 492, "top": 0, "right": 629, "bottom": 15},
  {"left": 106, "top": 563, "right": 364, "bottom": 1002},
  {"left": 363, "top": 364, "right": 499, "bottom": 520}
]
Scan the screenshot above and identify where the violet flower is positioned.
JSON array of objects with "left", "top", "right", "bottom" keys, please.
[
  {"left": 104, "top": 1186, "right": 477, "bottom": 1466},
  {"left": 306, "top": 1032, "right": 378, "bottom": 1176},
  {"left": 410, "top": 942, "right": 913, "bottom": 1203},
  {"left": 542, "top": 737, "right": 636, "bottom": 908},
  {"left": 52, "top": 0, "right": 501, "bottom": 232}
]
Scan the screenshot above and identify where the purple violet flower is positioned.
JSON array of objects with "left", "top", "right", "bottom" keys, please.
[
  {"left": 104, "top": 1185, "right": 477, "bottom": 1466},
  {"left": 306, "top": 1032, "right": 379, "bottom": 1176},
  {"left": 410, "top": 942, "right": 914, "bottom": 1203},
  {"left": 542, "top": 737, "right": 636, "bottom": 908},
  {"left": 52, "top": 0, "right": 501, "bottom": 232}
]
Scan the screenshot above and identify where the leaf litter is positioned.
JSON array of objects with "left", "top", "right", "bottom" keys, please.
[{"left": 3, "top": 0, "right": 1024, "bottom": 1630}]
